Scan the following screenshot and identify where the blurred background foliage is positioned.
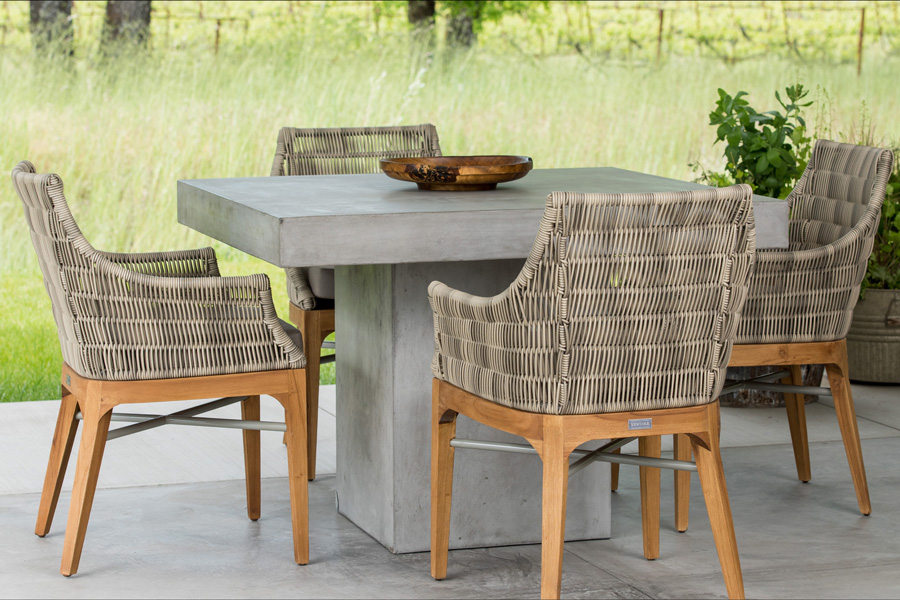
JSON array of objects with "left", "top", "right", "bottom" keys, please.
[{"left": 2, "top": 1, "right": 899, "bottom": 401}]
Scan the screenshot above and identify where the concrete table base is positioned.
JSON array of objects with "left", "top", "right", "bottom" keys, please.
[{"left": 335, "top": 260, "right": 610, "bottom": 553}]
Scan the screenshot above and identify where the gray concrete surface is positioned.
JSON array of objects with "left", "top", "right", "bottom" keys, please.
[
  {"left": 1, "top": 380, "right": 898, "bottom": 598},
  {"left": 177, "top": 168, "right": 788, "bottom": 268}
]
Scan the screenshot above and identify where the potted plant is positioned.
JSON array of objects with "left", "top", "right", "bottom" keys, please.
[{"left": 846, "top": 155, "right": 900, "bottom": 382}]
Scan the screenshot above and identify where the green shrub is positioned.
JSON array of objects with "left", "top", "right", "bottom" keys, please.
[
  {"left": 694, "top": 84, "right": 813, "bottom": 198},
  {"left": 863, "top": 155, "right": 900, "bottom": 292}
]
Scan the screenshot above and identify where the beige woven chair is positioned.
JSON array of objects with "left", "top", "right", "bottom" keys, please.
[
  {"left": 271, "top": 124, "right": 442, "bottom": 479},
  {"left": 430, "top": 185, "right": 757, "bottom": 599},
  {"left": 624, "top": 141, "right": 894, "bottom": 541},
  {"left": 12, "top": 161, "right": 311, "bottom": 576}
]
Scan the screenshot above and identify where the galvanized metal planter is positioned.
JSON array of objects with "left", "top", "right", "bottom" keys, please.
[{"left": 847, "top": 289, "right": 900, "bottom": 383}]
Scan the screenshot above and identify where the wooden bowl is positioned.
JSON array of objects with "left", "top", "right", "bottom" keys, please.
[{"left": 380, "top": 155, "right": 533, "bottom": 191}]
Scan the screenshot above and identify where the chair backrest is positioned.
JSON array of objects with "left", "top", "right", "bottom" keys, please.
[
  {"left": 788, "top": 139, "right": 893, "bottom": 250},
  {"left": 11, "top": 161, "right": 95, "bottom": 376},
  {"left": 270, "top": 124, "right": 442, "bottom": 176},
  {"left": 12, "top": 161, "right": 298, "bottom": 381},
  {"left": 449, "top": 185, "right": 755, "bottom": 415}
]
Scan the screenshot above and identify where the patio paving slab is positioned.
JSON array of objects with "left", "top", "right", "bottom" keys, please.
[
  {"left": 1, "top": 435, "right": 899, "bottom": 598},
  {"left": 0, "top": 379, "right": 897, "bottom": 597}
]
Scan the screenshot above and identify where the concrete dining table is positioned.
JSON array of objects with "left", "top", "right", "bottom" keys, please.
[{"left": 177, "top": 166, "right": 788, "bottom": 554}]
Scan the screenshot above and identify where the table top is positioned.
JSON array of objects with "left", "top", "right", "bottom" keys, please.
[{"left": 177, "top": 167, "right": 788, "bottom": 267}]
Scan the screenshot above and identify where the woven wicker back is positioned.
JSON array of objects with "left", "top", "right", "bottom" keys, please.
[
  {"left": 431, "top": 185, "right": 756, "bottom": 415},
  {"left": 12, "top": 161, "right": 91, "bottom": 374},
  {"left": 270, "top": 124, "right": 442, "bottom": 176},
  {"left": 12, "top": 161, "right": 303, "bottom": 381},
  {"left": 788, "top": 139, "right": 893, "bottom": 250}
]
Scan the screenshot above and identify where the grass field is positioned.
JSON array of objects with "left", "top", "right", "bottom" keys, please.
[{"left": 2, "top": 4, "right": 899, "bottom": 402}]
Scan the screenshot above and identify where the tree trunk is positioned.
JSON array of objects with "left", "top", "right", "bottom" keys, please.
[
  {"left": 103, "top": 1, "right": 152, "bottom": 49},
  {"left": 446, "top": 10, "right": 476, "bottom": 48},
  {"left": 29, "top": 0, "right": 73, "bottom": 56},
  {"left": 408, "top": 0, "right": 435, "bottom": 27},
  {"left": 408, "top": 0, "right": 435, "bottom": 48}
]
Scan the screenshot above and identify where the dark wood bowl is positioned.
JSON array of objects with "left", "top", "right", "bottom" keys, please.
[{"left": 380, "top": 155, "right": 534, "bottom": 191}]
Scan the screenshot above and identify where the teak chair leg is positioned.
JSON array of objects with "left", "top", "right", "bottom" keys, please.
[
  {"left": 274, "top": 370, "right": 310, "bottom": 565},
  {"left": 61, "top": 387, "right": 113, "bottom": 577},
  {"left": 783, "top": 364, "right": 811, "bottom": 482},
  {"left": 36, "top": 389, "right": 80, "bottom": 537},
  {"left": 639, "top": 436, "right": 661, "bottom": 560},
  {"left": 302, "top": 310, "right": 321, "bottom": 482},
  {"left": 431, "top": 384, "right": 457, "bottom": 581},
  {"left": 692, "top": 421, "right": 744, "bottom": 599},
  {"left": 287, "top": 306, "right": 333, "bottom": 482},
  {"left": 827, "top": 347, "right": 871, "bottom": 516},
  {"left": 241, "top": 395, "right": 262, "bottom": 521},
  {"left": 539, "top": 422, "right": 570, "bottom": 600},
  {"left": 431, "top": 383, "right": 743, "bottom": 599},
  {"left": 673, "top": 433, "right": 692, "bottom": 533}
]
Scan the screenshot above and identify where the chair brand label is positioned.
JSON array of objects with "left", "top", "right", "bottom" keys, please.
[
  {"left": 66, "top": 374, "right": 71, "bottom": 386},
  {"left": 628, "top": 418, "right": 652, "bottom": 430}
]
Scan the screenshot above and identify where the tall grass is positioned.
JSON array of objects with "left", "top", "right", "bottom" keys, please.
[{"left": 2, "top": 35, "right": 899, "bottom": 401}]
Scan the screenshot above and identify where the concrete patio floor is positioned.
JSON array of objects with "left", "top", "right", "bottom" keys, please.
[{"left": 1, "top": 380, "right": 898, "bottom": 598}]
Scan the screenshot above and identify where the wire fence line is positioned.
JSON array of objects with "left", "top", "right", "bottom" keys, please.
[{"left": 1, "top": 1, "right": 899, "bottom": 67}]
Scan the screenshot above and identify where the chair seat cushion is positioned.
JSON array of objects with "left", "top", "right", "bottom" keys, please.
[
  {"left": 308, "top": 267, "right": 335, "bottom": 300},
  {"left": 279, "top": 318, "right": 304, "bottom": 351}
]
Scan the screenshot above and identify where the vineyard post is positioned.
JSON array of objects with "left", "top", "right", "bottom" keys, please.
[
  {"left": 782, "top": 3, "right": 793, "bottom": 55},
  {"left": 214, "top": 18, "right": 221, "bottom": 54},
  {"left": 583, "top": 1, "right": 594, "bottom": 46},
  {"left": 656, "top": 9, "right": 664, "bottom": 63},
  {"left": 163, "top": 7, "right": 170, "bottom": 49},
  {"left": 857, "top": 7, "right": 865, "bottom": 76}
]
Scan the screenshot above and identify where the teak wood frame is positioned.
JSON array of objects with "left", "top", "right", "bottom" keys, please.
[
  {"left": 288, "top": 302, "right": 335, "bottom": 481},
  {"left": 615, "top": 339, "right": 870, "bottom": 549},
  {"left": 37, "top": 363, "right": 310, "bottom": 577},
  {"left": 430, "top": 379, "right": 745, "bottom": 600}
]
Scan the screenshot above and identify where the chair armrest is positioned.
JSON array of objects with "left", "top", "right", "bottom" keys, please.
[
  {"left": 427, "top": 281, "right": 510, "bottom": 322},
  {"left": 428, "top": 279, "right": 556, "bottom": 409},
  {"left": 751, "top": 239, "right": 868, "bottom": 300},
  {"left": 755, "top": 229, "right": 867, "bottom": 275},
  {"left": 73, "top": 256, "right": 305, "bottom": 380},
  {"left": 99, "top": 247, "right": 220, "bottom": 277},
  {"left": 739, "top": 232, "right": 872, "bottom": 343},
  {"left": 285, "top": 267, "right": 316, "bottom": 310}
]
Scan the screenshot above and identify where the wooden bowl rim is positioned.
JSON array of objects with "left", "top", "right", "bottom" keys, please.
[{"left": 380, "top": 155, "right": 533, "bottom": 172}]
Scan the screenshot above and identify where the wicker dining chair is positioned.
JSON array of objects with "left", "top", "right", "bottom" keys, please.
[
  {"left": 271, "top": 124, "right": 442, "bottom": 480},
  {"left": 625, "top": 140, "right": 895, "bottom": 543},
  {"left": 430, "top": 185, "right": 757, "bottom": 599},
  {"left": 12, "top": 161, "right": 311, "bottom": 576}
]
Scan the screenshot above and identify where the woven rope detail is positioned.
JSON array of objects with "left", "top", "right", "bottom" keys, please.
[
  {"left": 736, "top": 140, "right": 894, "bottom": 344},
  {"left": 429, "top": 185, "right": 756, "bottom": 415},
  {"left": 11, "top": 161, "right": 305, "bottom": 381},
  {"left": 271, "top": 124, "right": 442, "bottom": 309}
]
